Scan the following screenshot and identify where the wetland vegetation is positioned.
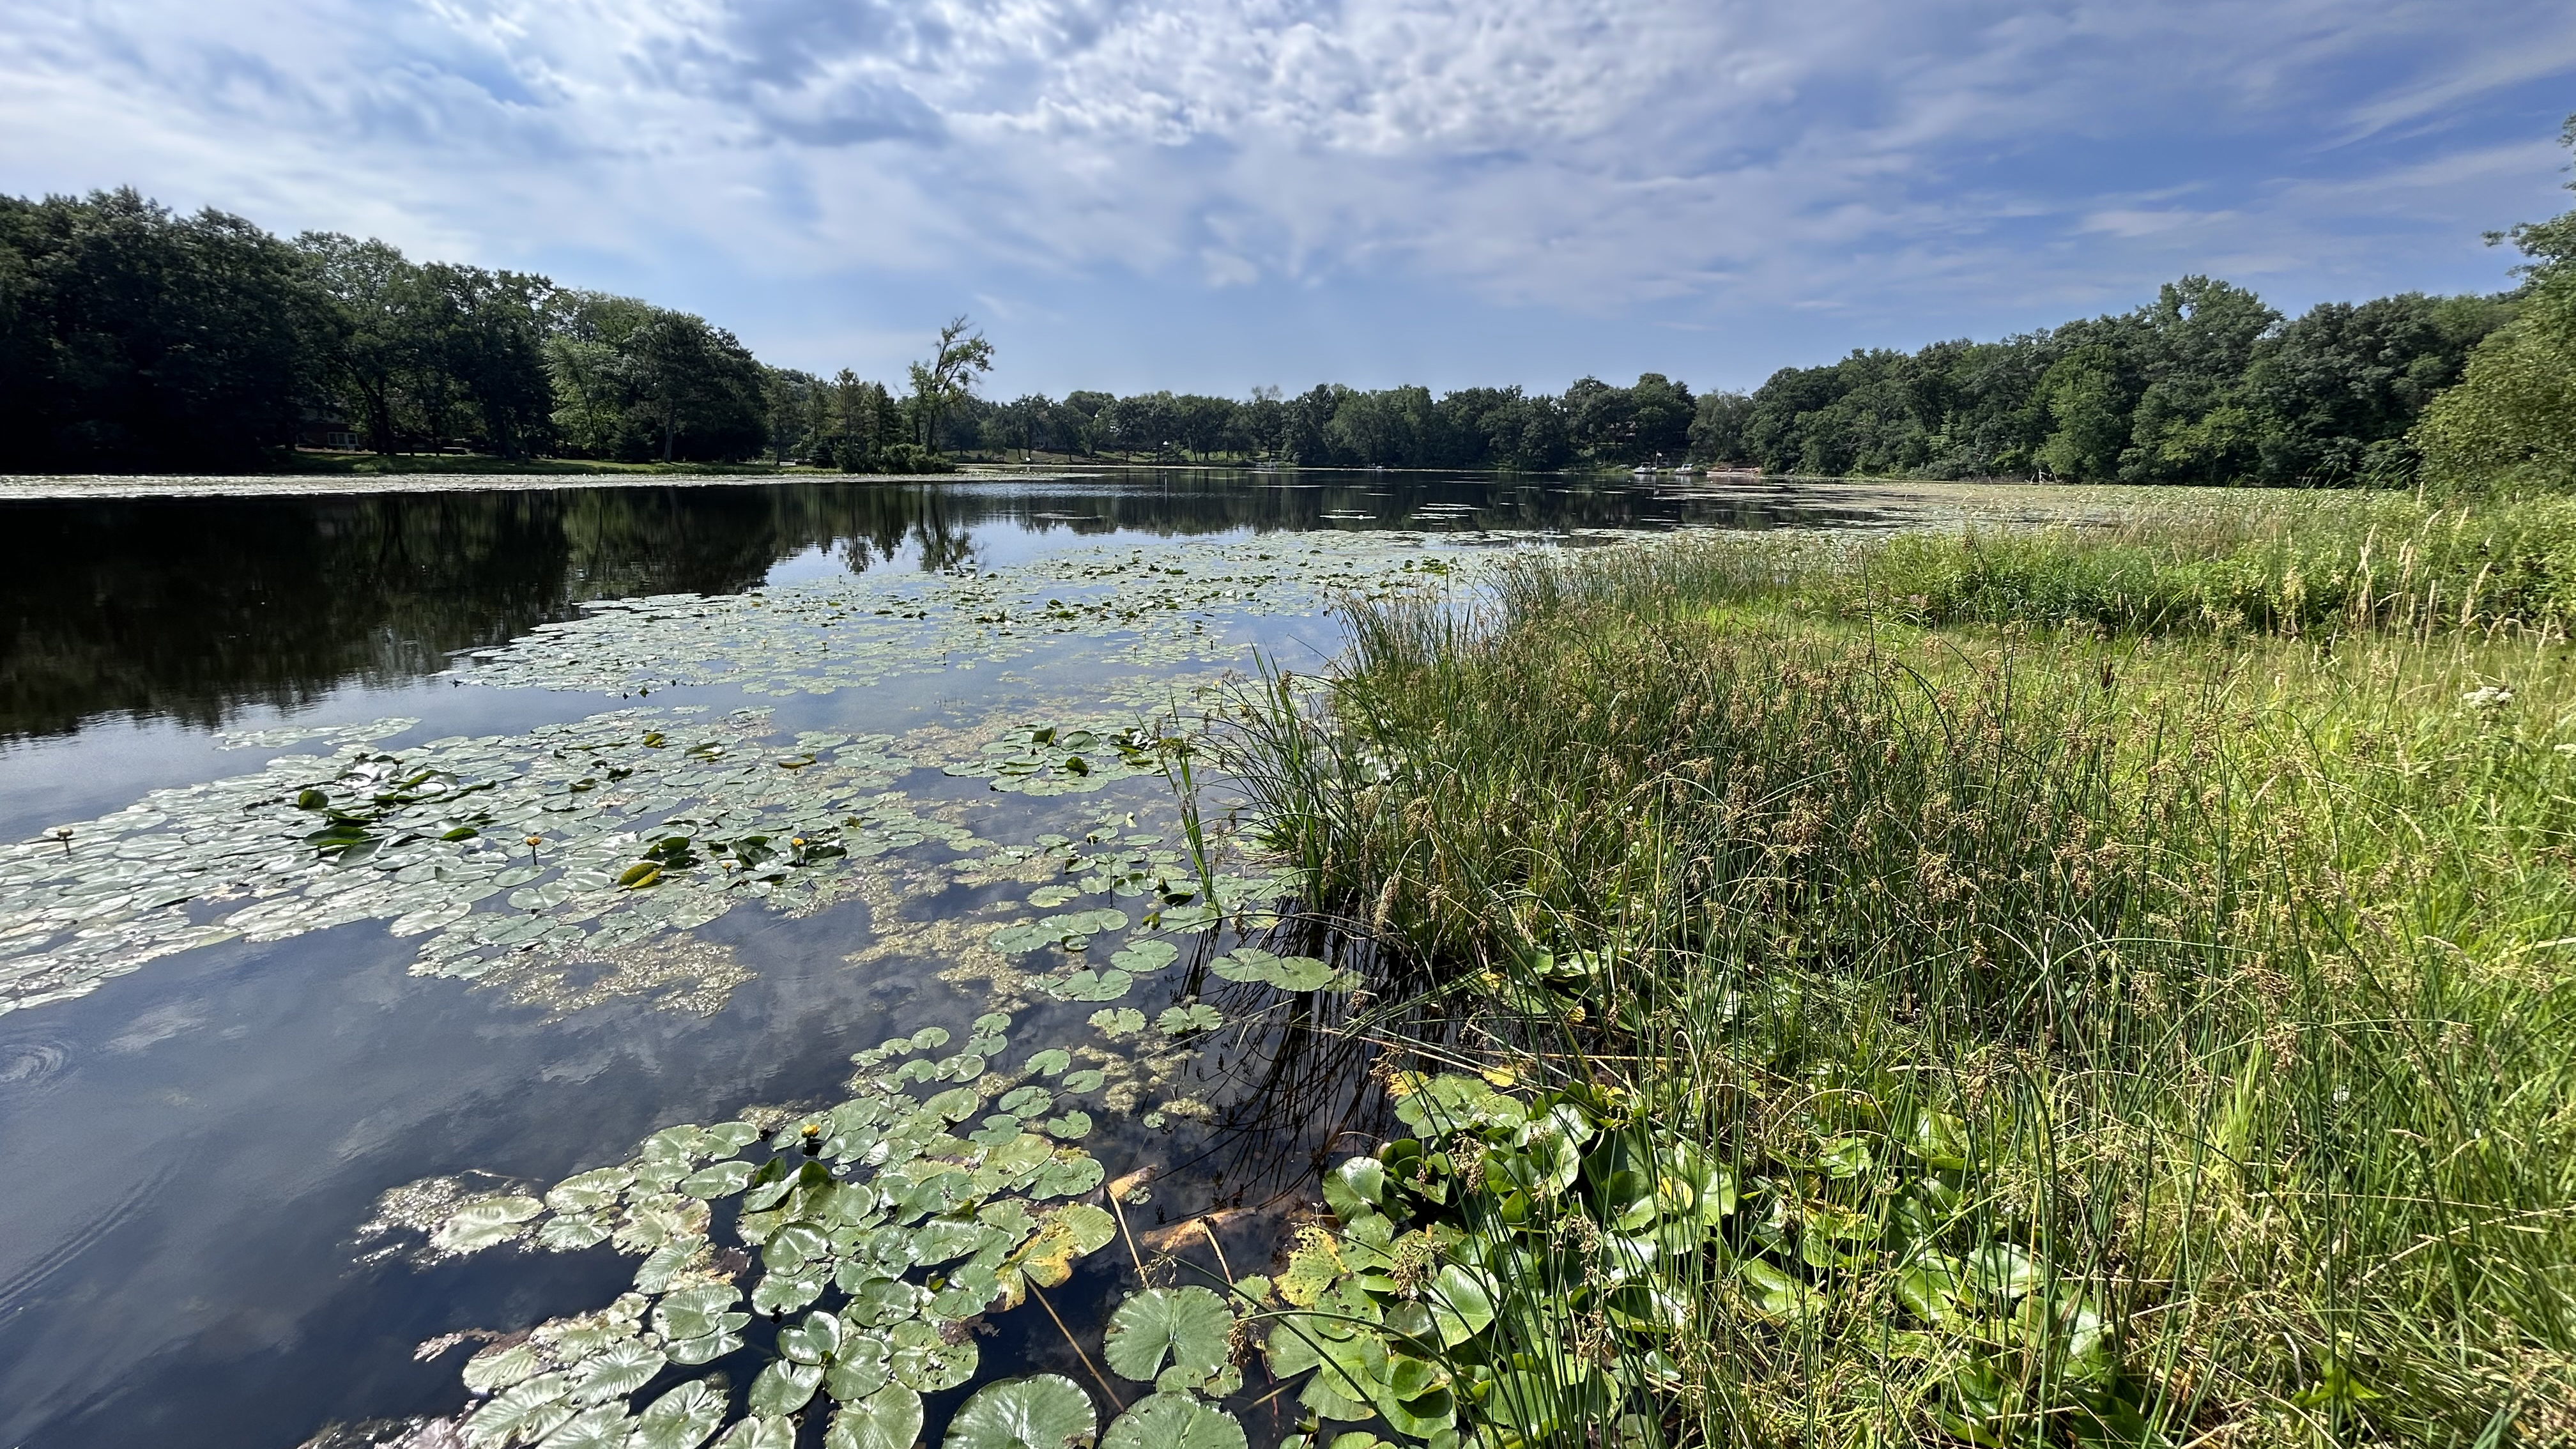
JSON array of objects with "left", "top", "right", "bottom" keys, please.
[{"left": 1226, "top": 494, "right": 2576, "bottom": 1445}]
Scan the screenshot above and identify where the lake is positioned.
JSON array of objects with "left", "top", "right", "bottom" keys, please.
[{"left": 0, "top": 470, "right": 1930, "bottom": 1449}]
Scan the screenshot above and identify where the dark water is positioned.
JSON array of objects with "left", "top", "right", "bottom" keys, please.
[{"left": 0, "top": 471, "right": 1895, "bottom": 1449}]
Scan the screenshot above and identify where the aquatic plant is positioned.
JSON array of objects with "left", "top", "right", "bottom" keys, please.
[{"left": 1226, "top": 521, "right": 2576, "bottom": 1443}]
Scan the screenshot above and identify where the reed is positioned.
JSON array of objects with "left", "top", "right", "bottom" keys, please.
[{"left": 1230, "top": 512, "right": 2576, "bottom": 1446}]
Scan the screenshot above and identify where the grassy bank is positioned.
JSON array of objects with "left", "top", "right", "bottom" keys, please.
[
  {"left": 277, "top": 451, "right": 841, "bottom": 477},
  {"left": 1229, "top": 503, "right": 2576, "bottom": 1446}
]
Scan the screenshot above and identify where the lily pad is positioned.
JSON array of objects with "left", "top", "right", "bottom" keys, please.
[
  {"left": 887, "top": 1317, "right": 979, "bottom": 1393},
  {"left": 1102, "top": 1287, "right": 1234, "bottom": 1384},
  {"left": 943, "top": 1374, "right": 1099, "bottom": 1449},
  {"left": 748, "top": 1359, "right": 825, "bottom": 1416},
  {"left": 1101, "top": 1395, "right": 1247, "bottom": 1449},
  {"left": 828, "top": 1384, "right": 926, "bottom": 1449},
  {"left": 1045, "top": 969, "right": 1133, "bottom": 1002},
  {"left": 1089, "top": 1009, "right": 1145, "bottom": 1039},
  {"left": 1155, "top": 1004, "right": 1221, "bottom": 1037},
  {"left": 1107, "top": 940, "right": 1179, "bottom": 974},
  {"left": 631, "top": 1378, "right": 727, "bottom": 1449}
]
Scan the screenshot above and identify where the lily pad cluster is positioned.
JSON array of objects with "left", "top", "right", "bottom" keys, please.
[
  {"left": 0, "top": 707, "right": 969, "bottom": 1018},
  {"left": 447, "top": 535, "right": 1478, "bottom": 703},
  {"left": 1262, "top": 1070, "right": 2152, "bottom": 1449},
  {"left": 943, "top": 724, "right": 1165, "bottom": 797},
  {"left": 403, "top": 1011, "right": 1154, "bottom": 1449}
]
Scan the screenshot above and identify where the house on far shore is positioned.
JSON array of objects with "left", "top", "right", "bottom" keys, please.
[{"left": 297, "top": 403, "right": 362, "bottom": 452}]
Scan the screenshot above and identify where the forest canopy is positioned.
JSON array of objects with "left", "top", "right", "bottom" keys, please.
[{"left": 6, "top": 119, "right": 2575, "bottom": 486}]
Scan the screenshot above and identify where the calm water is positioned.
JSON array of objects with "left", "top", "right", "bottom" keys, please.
[{"left": 0, "top": 471, "right": 1904, "bottom": 1449}]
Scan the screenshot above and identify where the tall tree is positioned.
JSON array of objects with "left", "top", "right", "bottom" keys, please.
[{"left": 905, "top": 316, "right": 994, "bottom": 454}]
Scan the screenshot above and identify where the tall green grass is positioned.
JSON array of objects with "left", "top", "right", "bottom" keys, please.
[{"left": 1231, "top": 515, "right": 2576, "bottom": 1446}]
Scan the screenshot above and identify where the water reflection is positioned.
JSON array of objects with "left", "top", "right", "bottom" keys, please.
[{"left": 0, "top": 471, "right": 1893, "bottom": 741}]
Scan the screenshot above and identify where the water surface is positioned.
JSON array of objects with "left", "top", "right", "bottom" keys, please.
[{"left": 0, "top": 470, "right": 1908, "bottom": 1449}]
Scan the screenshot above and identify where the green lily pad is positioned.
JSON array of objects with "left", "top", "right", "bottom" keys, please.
[
  {"left": 537, "top": 1403, "right": 632, "bottom": 1449},
  {"left": 828, "top": 1384, "right": 925, "bottom": 1449},
  {"left": 1107, "top": 940, "right": 1179, "bottom": 974},
  {"left": 654, "top": 1283, "right": 744, "bottom": 1342},
  {"left": 432, "top": 1194, "right": 542, "bottom": 1254},
  {"left": 888, "top": 1317, "right": 979, "bottom": 1392},
  {"left": 1210, "top": 949, "right": 1344, "bottom": 992},
  {"left": 463, "top": 1372, "right": 573, "bottom": 1447},
  {"left": 999, "top": 1085, "right": 1055, "bottom": 1116},
  {"left": 1026, "top": 1049, "right": 1071, "bottom": 1077},
  {"left": 1102, "top": 1287, "right": 1234, "bottom": 1384},
  {"left": 1061, "top": 1070, "right": 1105, "bottom": 1094},
  {"left": 1089, "top": 1009, "right": 1145, "bottom": 1039},
  {"left": 943, "top": 1374, "right": 1099, "bottom": 1449},
  {"left": 631, "top": 1378, "right": 726, "bottom": 1449},
  {"left": 1155, "top": 1004, "right": 1221, "bottom": 1037},
  {"left": 749, "top": 1359, "right": 825, "bottom": 1416},
  {"left": 569, "top": 1337, "right": 664, "bottom": 1403},
  {"left": 1043, "top": 1112, "right": 1093, "bottom": 1140},
  {"left": 714, "top": 1418, "right": 797, "bottom": 1449},
  {"left": 1101, "top": 1394, "right": 1247, "bottom": 1449},
  {"left": 1046, "top": 969, "right": 1133, "bottom": 1002},
  {"left": 780, "top": 1309, "right": 845, "bottom": 1364},
  {"left": 1425, "top": 1264, "right": 1497, "bottom": 1347}
]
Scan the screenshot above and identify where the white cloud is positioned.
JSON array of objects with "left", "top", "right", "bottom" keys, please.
[{"left": 3, "top": 0, "right": 2574, "bottom": 383}]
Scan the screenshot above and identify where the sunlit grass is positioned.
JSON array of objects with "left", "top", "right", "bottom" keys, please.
[{"left": 1230, "top": 511, "right": 2576, "bottom": 1446}]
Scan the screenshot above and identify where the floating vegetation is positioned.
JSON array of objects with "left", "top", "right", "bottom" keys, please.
[
  {"left": 0, "top": 708, "right": 976, "bottom": 1018},
  {"left": 445, "top": 535, "right": 1475, "bottom": 702}
]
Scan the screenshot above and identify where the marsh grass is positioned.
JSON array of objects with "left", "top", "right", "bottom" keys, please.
[{"left": 1230, "top": 514, "right": 2576, "bottom": 1446}]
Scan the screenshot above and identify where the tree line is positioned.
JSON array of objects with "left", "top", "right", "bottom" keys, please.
[
  {"left": 8, "top": 116, "right": 2576, "bottom": 487},
  {"left": 0, "top": 189, "right": 968, "bottom": 472}
]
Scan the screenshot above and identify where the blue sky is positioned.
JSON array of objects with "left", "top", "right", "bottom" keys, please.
[{"left": 4, "top": 0, "right": 2575, "bottom": 397}]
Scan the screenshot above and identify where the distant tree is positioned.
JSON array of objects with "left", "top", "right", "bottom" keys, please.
[
  {"left": 417, "top": 263, "right": 554, "bottom": 457},
  {"left": 621, "top": 310, "right": 767, "bottom": 463},
  {"left": 1688, "top": 391, "right": 1755, "bottom": 464},
  {"left": 297, "top": 232, "right": 422, "bottom": 454},
  {"left": 2416, "top": 113, "right": 2576, "bottom": 493},
  {"left": 2246, "top": 293, "right": 2512, "bottom": 482},
  {"left": 905, "top": 316, "right": 994, "bottom": 454},
  {"left": 0, "top": 188, "right": 320, "bottom": 470}
]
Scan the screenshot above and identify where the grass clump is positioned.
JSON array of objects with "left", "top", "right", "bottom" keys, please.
[{"left": 1231, "top": 512, "right": 2576, "bottom": 1446}]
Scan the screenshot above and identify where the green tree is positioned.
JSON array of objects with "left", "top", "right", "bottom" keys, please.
[
  {"left": 2415, "top": 113, "right": 2576, "bottom": 494},
  {"left": 905, "top": 316, "right": 994, "bottom": 454},
  {"left": 0, "top": 188, "right": 321, "bottom": 470},
  {"left": 296, "top": 232, "right": 423, "bottom": 455}
]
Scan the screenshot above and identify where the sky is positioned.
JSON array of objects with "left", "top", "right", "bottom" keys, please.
[{"left": 4, "top": 1, "right": 2576, "bottom": 398}]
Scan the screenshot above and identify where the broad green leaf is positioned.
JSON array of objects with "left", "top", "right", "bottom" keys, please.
[
  {"left": 888, "top": 1318, "right": 978, "bottom": 1392},
  {"left": 1046, "top": 969, "right": 1133, "bottom": 1002},
  {"left": 654, "top": 1284, "right": 744, "bottom": 1342},
  {"left": 679, "top": 1161, "right": 755, "bottom": 1199},
  {"left": 433, "top": 1195, "right": 543, "bottom": 1254},
  {"left": 749, "top": 1359, "right": 825, "bottom": 1416},
  {"left": 942, "top": 1374, "right": 1099, "bottom": 1449},
  {"left": 779, "top": 1309, "right": 845, "bottom": 1364},
  {"left": 1108, "top": 940, "right": 1180, "bottom": 974},
  {"left": 1101, "top": 1394, "right": 1246, "bottom": 1449},
  {"left": 631, "top": 1378, "right": 726, "bottom": 1449},
  {"left": 567, "top": 1337, "right": 664, "bottom": 1404},
  {"left": 1026, "top": 1050, "right": 1071, "bottom": 1077},
  {"left": 463, "top": 1372, "right": 572, "bottom": 1449},
  {"left": 546, "top": 1167, "right": 633, "bottom": 1213},
  {"left": 828, "top": 1384, "right": 925, "bottom": 1449},
  {"left": 1425, "top": 1264, "right": 1496, "bottom": 1347},
  {"left": 1155, "top": 1004, "right": 1220, "bottom": 1036},
  {"left": 714, "top": 1418, "right": 797, "bottom": 1449},
  {"left": 1089, "top": 1009, "right": 1145, "bottom": 1039},
  {"left": 1321, "top": 1158, "right": 1385, "bottom": 1220},
  {"left": 1101, "top": 1287, "right": 1234, "bottom": 1383},
  {"left": 537, "top": 1403, "right": 631, "bottom": 1449},
  {"left": 461, "top": 1341, "right": 542, "bottom": 1393},
  {"left": 825, "top": 1335, "right": 894, "bottom": 1402}
]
